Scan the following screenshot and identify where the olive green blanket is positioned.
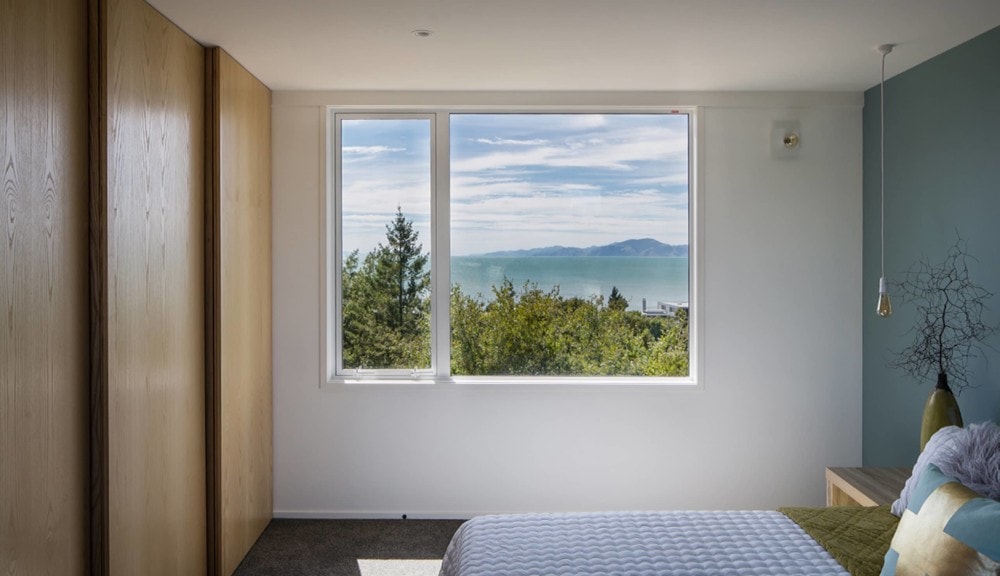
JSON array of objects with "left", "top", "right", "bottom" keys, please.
[{"left": 780, "top": 506, "right": 899, "bottom": 576}]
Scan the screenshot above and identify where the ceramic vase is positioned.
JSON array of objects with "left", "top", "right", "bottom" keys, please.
[{"left": 919, "top": 373, "right": 964, "bottom": 451}]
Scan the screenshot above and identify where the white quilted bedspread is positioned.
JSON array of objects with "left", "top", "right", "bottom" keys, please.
[{"left": 439, "top": 510, "right": 850, "bottom": 576}]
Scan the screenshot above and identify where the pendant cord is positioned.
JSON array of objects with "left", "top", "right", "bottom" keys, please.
[{"left": 880, "top": 49, "right": 886, "bottom": 280}]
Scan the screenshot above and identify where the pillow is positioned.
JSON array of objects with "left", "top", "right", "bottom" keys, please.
[
  {"left": 880, "top": 463, "right": 1000, "bottom": 576},
  {"left": 937, "top": 422, "right": 1000, "bottom": 501},
  {"left": 891, "top": 426, "right": 963, "bottom": 517}
]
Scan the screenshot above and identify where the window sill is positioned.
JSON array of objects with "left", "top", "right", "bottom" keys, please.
[{"left": 321, "top": 375, "right": 700, "bottom": 390}]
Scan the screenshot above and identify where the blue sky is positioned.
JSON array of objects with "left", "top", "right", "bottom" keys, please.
[{"left": 339, "top": 114, "right": 689, "bottom": 257}]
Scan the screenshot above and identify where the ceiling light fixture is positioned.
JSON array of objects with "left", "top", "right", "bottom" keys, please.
[
  {"left": 770, "top": 120, "right": 800, "bottom": 158},
  {"left": 876, "top": 43, "right": 895, "bottom": 318},
  {"left": 412, "top": 29, "right": 433, "bottom": 38}
]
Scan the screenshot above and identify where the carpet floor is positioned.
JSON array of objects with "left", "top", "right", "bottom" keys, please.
[{"left": 233, "top": 519, "right": 466, "bottom": 576}]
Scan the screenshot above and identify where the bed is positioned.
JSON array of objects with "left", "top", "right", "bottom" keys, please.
[
  {"left": 439, "top": 423, "right": 1000, "bottom": 576},
  {"left": 440, "top": 506, "right": 898, "bottom": 576}
]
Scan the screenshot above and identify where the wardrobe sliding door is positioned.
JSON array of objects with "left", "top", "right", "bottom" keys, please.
[
  {"left": 0, "top": 0, "right": 90, "bottom": 572},
  {"left": 206, "top": 47, "right": 273, "bottom": 576},
  {"left": 92, "top": 0, "right": 207, "bottom": 573}
]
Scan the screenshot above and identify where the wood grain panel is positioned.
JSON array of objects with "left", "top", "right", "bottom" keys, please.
[
  {"left": 208, "top": 48, "right": 273, "bottom": 576},
  {"left": 102, "top": 0, "right": 207, "bottom": 573},
  {"left": 1, "top": 0, "right": 90, "bottom": 573},
  {"left": 90, "top": 0, "right": 109, "bottom": 572},
  {"left": 826, "top": 467, "right": 910, "bottom": 507}
]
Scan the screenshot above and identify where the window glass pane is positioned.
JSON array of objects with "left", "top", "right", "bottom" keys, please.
[
  {"left": 450, "top": 114, "right": 689, "bottom": 376},
  {"left": 339, "top": 118, "right": 432, "bottom": 371}
]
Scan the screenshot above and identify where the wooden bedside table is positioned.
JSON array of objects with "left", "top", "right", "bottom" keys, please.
[{"left": 825, "top": 467, "right": 911, "bottom": 507}]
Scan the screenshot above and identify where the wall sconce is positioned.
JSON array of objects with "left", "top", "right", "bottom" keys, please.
[{"left": 771, "top": 121, "right": 801, "bottom": 158}]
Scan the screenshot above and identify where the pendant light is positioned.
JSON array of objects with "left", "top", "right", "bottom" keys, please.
[{"left": 876, "top": 44, "right": 894, "bottom": 317}]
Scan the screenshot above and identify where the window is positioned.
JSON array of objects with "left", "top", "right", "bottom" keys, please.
[
  {"left": 335, "top": 116, "right": 434, "bottom": 375},
  {"left": 327, "top": 110, "right": 696, "bottom": 384}
]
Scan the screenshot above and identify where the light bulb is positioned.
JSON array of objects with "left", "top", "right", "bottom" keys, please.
[{"left": 877, "top": 277, "right": 892, "bottom": 317}]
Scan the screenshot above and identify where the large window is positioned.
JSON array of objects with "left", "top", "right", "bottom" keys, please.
[{"left": 328, "top": 111, "right": 695, "bottom": 383}]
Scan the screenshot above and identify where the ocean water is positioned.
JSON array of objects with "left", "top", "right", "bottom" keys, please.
[{"left": 450, "top": 256, "right": 688, "bottom": 311}]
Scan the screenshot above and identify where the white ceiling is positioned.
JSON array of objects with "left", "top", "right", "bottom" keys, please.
[{"left": 147, "top": 0, "right": 1000, "bottom": 92}]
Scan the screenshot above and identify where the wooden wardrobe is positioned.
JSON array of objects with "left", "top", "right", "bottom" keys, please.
[{"left": 1, "top": 0, "right": 272, "bottom": 574}]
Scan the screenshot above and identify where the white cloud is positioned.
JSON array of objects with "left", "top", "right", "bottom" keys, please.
[
  {"left": 341, "top": 208, "right": 432, "bottom": 256},
  {"left": 452, "top": 124, "right": 688, "bottom": 174},
  {"left": 451, "top": 175, "right": 603, "bottom": 201},
  {"left": 341, "top": 167, "right": 433, "bottom": 255},
  {"left": 450, "top": 190, "right": 688, "bottom": 255},
  {"left": 338, "top": 114, "right": 691, "bottom": 256},
  {"left": 561, "top": 115, "right": 608, "bottom": 130},
  {"left": 343, "top": 145, "right": 405, "bottom": 154},
  {"left": 452, "top": 146, "right": 633, "bottom": 173},
  {"left": 628, "top": 173, "right": 690, "bottom": 187},
  {"left": 341, "top": 145, "right": 407, "bottom": 162},
  {"left": 475, "top": 137, "right": 550, "bottom": 146}
]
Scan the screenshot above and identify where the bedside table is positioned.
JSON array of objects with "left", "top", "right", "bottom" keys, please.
[{"left": 825, "top": 467, "right": 911, "bottom": 507}]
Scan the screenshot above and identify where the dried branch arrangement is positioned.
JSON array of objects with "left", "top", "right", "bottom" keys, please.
[{"left": 891, "top": 236, "right": 998, "bottom": 393}]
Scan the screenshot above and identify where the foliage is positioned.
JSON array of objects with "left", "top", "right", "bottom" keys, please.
[
  {"left": 608, "top": 286, "right": 628, "bottom": 311},
  {"left": 341, "top": 207, "right": 431, "bottom": 369},
  {"left": 450, "top": 280, "right": 689, "bottom": 377},
  {"left": 891, "top": 237, "right": 998, "bottom": 392},
  {"left": 343, "top": 210, "right": 690, "bottom": 377}
]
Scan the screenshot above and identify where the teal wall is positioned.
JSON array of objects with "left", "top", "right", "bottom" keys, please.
[{"left": 863, "top": 25, "right": 1000, "bottom": 465}]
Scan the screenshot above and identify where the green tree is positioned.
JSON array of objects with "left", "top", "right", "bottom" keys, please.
[
  {"left": 344, "top": 211, "right": 690, "bottom": 377},
  {"left": 342, "top": 208, "right": 431, "bottom": 369},
  {"left": 449, "top": 281, "right": 689, "bottom": 377},
  {"left": 607, "top": 286, "right": 628, "bottom": 311},
  {"left": 377, "top": 207, "right": 430, "bottom": 335},
  {"left": 643, "top": 309, "right": 689, "bottom": 376}
]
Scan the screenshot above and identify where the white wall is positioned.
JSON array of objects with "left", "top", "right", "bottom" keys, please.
[{"left": 272, "top": 91, "right": 863, "bottom": 518}]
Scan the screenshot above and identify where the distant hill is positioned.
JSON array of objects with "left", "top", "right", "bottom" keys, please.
[{"left": 479, "top": 238, "right": 688, "bottom": 258}]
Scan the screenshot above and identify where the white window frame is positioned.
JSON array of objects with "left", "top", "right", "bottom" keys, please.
[
  {"left": 328, "top": 113, "right": 442, "bottom": 381},
  {"left": 321, "top": 106, "right": 703, "bottom": 388}
]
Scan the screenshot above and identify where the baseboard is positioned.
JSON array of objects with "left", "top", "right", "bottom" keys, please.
[{"left": 272, "top": 510, "right": 489, "bottom": 520}]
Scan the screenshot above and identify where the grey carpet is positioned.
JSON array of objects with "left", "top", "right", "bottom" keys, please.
[{"left": 233, "top": 519, "right": 466, "bottom": 576}]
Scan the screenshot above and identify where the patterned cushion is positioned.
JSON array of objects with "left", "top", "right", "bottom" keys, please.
[
  {"left": 891, "top": 426, "right": 962, "bottom": 516},
  {"left": 881, "top": 463, "right": 1000, "bottom": 575}
]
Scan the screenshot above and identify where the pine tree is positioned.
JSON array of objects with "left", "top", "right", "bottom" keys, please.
[
  {"left": 341, "top": 207, "right": 431, "bottom": 369},
  {"left": 608, "top": 286, "right": 628, "bottom": 311},
  {"left": 378, "top": 207, "right": 430, "bottom": 334}
]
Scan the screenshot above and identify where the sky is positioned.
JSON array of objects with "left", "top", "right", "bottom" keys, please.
[{"left": 338, "top": 113, "right": 689, "bottom": 257}]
